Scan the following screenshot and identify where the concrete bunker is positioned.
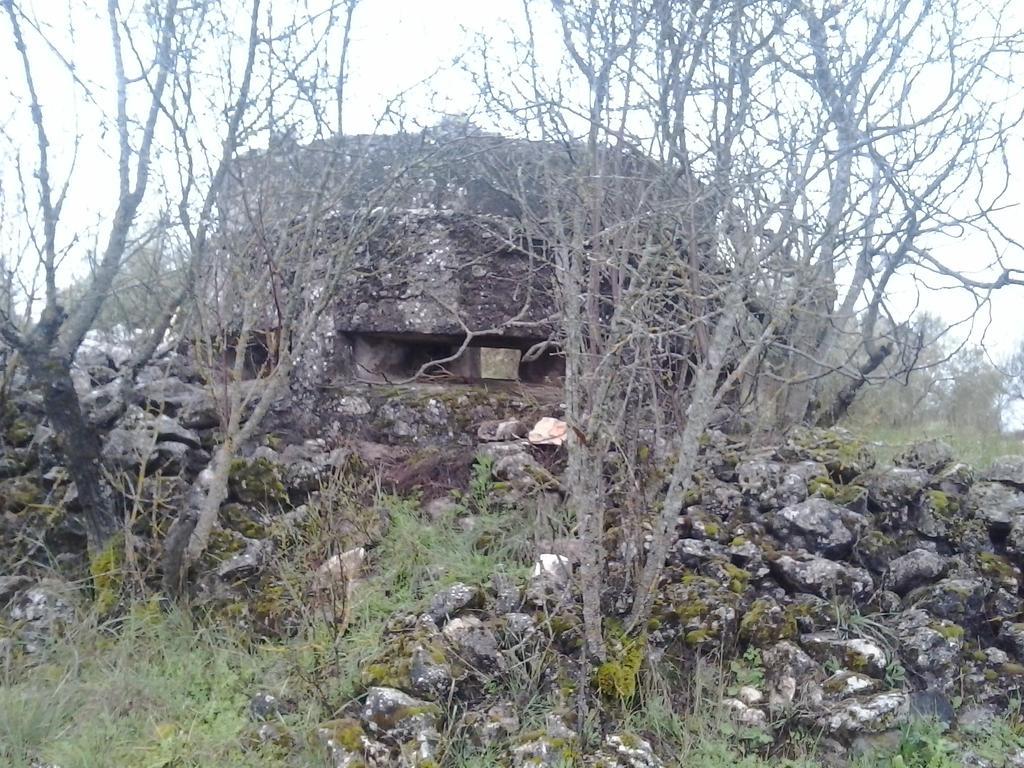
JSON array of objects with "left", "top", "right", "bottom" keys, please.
[{"left": 347, "top": 332, "right": 564, "bottom": 384}]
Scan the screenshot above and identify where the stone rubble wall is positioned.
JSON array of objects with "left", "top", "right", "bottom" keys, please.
[{"left": 4, "top": 340, "right": 1024, "bottom": 765}]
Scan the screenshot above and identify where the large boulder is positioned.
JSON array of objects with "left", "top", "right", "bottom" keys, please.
[
  {"left": 967, "top": 481, "right": 1024, "bottom": 534},
  {"left": 770, "top": 554, "right": 873, "bottom": 599},
  {"left": 885, "top": 549, "right": 949, "bottom": 595},
  {"left": 736, "top": 459, "right": 826, "bottom": 510},
  {"left": 856, "top": 467, "right": 930, "bottom": 516},
  {"left": 767, "top": 498, "right": 867, "bottom": 558},
  {"left": 983, "top": 456, "right": 1024, "bottom": 489},
  {"left": 894, "top": 439, "right": 955, "bottom": 473},
  {"left": 908, "top": 578, "right": 990, "bottom": 625}
]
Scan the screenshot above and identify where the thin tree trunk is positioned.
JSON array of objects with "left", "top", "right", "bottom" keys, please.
[
  {"left": 24, "top": 351, "right": 119, "bottom": 552},
  {"left": 627, "top": 276, "right": 747, "bottom": 630},
  {"left": 568, "top": 443, "right": 607, "bottom": 660}
]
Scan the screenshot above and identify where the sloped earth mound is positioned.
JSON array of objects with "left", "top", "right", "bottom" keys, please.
[{"left": 4, "top": 346, "right": 1024, "bottom": 765}]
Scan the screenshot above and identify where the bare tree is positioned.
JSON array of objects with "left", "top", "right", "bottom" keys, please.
[
  {"left": 0, "top": 0, "right": 183, "bottom": 553},
  {"left": 471, "top": 0, "right": 1024, "bottom": 662},
  {"left": 0, "top": 0, "right": 281, "bottom": 557}
]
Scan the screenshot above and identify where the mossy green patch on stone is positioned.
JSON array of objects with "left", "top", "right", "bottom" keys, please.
[
  {"left": 5, "top": 418, "right": 35, "bottom": 448},
  {"left": 594, "top": 636, "right": 645, "bottom": 700},
  {"left": 833, "top": 484, "right": 867, "bottom": 507},
  {"left": 228, "top": 457, "right": 287, "bottom": 507},
  {"left": 90, "top": 533, "right": 125, "bottom": 615},
  {"left": 221, "top": 503, "right": 270, "bottom": 539},
  {"left": 930, "top": 622, "right": 965, "bottom": 641},
  {"left": 320, "top": 717, "right": 365, "bottom": 752},
  {"left": 720, "top": 562, "right": 751, "bottom": 594},
  {"left": 978, "top": 553, "right": 1017, "bottom": 585},
  {"left": 739, "top": 598, "right": 797, "bottom": 646},
  {"left": 927, "top": 489, "right": 959, "bottom": 518},
  {"left": 206, "top": 528, "right": 246, "bottom": 561},
  {"left": 684, "top": 629, "right": 713, "bottom": 646},
  {"left": 808, "top": 476, "right": 837, "bottom": 500},
  {"left": 0, "top": 476, "right": 43, "bottom": 514}
]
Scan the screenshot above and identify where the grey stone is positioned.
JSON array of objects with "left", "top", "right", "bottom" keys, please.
[
  {"left": 908, "top": 578, "right": 989, "bottom": 624},
  {"left": 770, "top": 554, "right": 873, "bottom": 599},
  {"left": 149, "top": 414, "right": 202, "bottom": 448},
  {"left": 931, "top": 461, "right": 975, "bottom": 495},
  {"left": 136, "top": 376, "right": 219, "bottom": 429},
  {"left": 477, "top": 419, "right": 528, "bottom": 442},
  {"left": 337, "top": 395, "right": 372, "bottom": 416},
  {"left": 512, "top": 714, "right": 577, "bottom": 768},
  {"left": 763, "top": 641, "right": 825, "bottom": 713},
  {"left": 0, "top": 575, "right": 32, "bottom": 606},
  {"left": 968, "top": 481, "right": 1024, "bottom": 533},
  {"left": 6, "top": 581, "right": 77, "bottom": 653},
  {"left": 737, "top": 459, "right": 826, "bottom": 509},
  {"left": 672, "top": 538, "right": 730, "bottom": 568},
  {"left": 599, "top": 734, "right": 665, "bottom": 768},
  {"left": 489, "top": 573, "right": 521, "bottom": 614},
  {"left": 822, "top": 671, "right": 880, "bottom": 698},
  {"left": 894, "top": 609, "right": 964, "bottom": 692},
  {"left": 216, "top": 538, "right": 270, "bottom": 580},
  {"left": 426, "top": 582, "right": 481, "bottom": 624},
  {"left": 819, "top": 692, "right": 910, "bottom": 735},
  {"left": 999, "top": 622, "right": 1024, "bottom": 660},
  {"left": 909, "top": 691, "right": 956, "bottom": 725},
  {"left": 442, "top": 616, "right": 505, "bottom": 672},
  {"left": 859, "top": 467, "right": 930, "bottom": 514},
  {"left": 895, "top": 439, "right": 955, "bottom": 472},
  {"left": 801, "top": 633, "right": 888, "bottom": 678},
  {"left": 768, "top": 498, "right": 866, "bottom": 557},
  {"left": 408, "top": 644, "right": 453, "bottom": 699},
  {"left": 885, "top": 549, "right": 948, "bottom": 595},
  {"left": 317, "top": 718, "right": 384, "bottom": 768},
  {"left": 526, "top": 553, "right": 572, "bottom": 604},
  {"left": 983, "top": 455, "right": 1024, "bottom": 488},
  {"left": 360, "top": 686, "right": 440, "bottom": 741},
  {"left": 500, "top": 612, "right": 538, "bottom": 646},
  {"left": 462, "top": 703, "right": 519, "bottom": 749}
]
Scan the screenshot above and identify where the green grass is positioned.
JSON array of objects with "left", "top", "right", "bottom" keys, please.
[
  {"left": 1, "top": 609, "right": 313, "bottom": 767},
  {"left": 0, "top": 480, "right": 537, "bottom": 768},
  {"left": 843, "top": 423, "right": 1023, "bottom": 468}
]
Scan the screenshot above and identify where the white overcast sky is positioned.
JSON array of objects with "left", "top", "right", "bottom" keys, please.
[{"left": 2, "top": 0, "right": 1023, "bottom": 362}]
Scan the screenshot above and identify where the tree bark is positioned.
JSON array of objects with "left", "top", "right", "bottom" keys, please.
[{"left": 23, "top": 350, "right": 119, "bottom": 552}]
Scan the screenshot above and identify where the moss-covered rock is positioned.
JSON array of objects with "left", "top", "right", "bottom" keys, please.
[
  {"left": 739, "top": 598, "right": 798, "bottom": 647},
  {"left": 652, "top": 572, "right": 741, "bottom": 649},
  {"left": 0, "top": 476, "right": 43, "bottom": 514},
  {"left": 808, "top": 475, "right": 837, "bottom": 500},
  {"left": 594, "top": 633, "right": 645, "bottom": 700},
  {"left": 228, "top": 457, "right": 288, "bottom": 507},
  {"left": 221, "top": 502, "right": 270, "bottom": 539},
  {"left": 978, "top": 552, "right": 1020, "bottom": 591},
  {"left": 780, "top": 427, "right": 875, "bottom": 483},
  {"left": 206, "top": 528, "right": 247, "bottom": 560},
  {"left": 5, "top": 418, "right": 36, "bottom": 448},
  {"left": 853, "top": 530, "right": 901, "bottom": 574}
]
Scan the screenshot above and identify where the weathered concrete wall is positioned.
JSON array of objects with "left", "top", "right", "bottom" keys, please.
[{"left": 330, "top": 210, "right": 556, "bottom": 343}]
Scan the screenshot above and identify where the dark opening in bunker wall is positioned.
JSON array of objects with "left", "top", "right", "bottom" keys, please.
[{"left": 343, "top": 332, "right": 564, "bottom": 384}]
